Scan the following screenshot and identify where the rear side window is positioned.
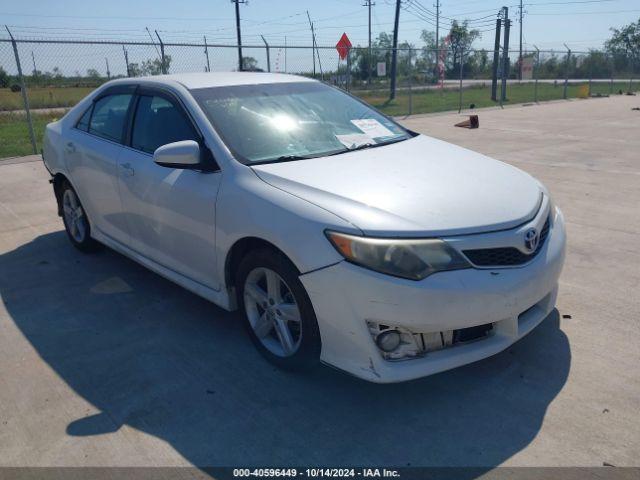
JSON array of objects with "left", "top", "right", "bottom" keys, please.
[
  {"left": 131, "top": 95, "right": 199, "bottom": 154},
  {"left": 76, "top": 105, "right": 92, "bottom": 132},
  {"left": 88, "top": 93, "right": 133, "bottom": 143}
]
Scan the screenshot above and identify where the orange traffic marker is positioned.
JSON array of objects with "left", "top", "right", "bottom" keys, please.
[{"left": 455, "top": 115, "right": 479, "bottom": 129}]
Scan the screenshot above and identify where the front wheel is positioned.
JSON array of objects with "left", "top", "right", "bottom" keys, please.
[
  {"left": 60, "top": 182, "right": 100, "bottom": 252},
  {"left": 236, "top": 249, "right": 321, "bottom": 371}
]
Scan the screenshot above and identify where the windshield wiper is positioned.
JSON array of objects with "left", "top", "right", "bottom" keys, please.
[
  {"left": 276, "top": 154, "right": 314, "bottom": 161},
  {"left": 251, "top": 137, "right": 410, "bottom": 165},
  {"left": 328, "top": 136, "right": 409, "bottom": 156},
  {"left": 250, "top": 153, "right": 320, "bottom": 165}
]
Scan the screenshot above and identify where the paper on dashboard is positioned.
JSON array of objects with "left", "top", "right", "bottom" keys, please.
[{"left": 350, "top": 118, "right": 395, "bottom": 138}]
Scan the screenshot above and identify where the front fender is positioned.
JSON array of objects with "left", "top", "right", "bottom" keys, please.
[{"left": 214, "top": 168, "right": 359, "bottom": 291}]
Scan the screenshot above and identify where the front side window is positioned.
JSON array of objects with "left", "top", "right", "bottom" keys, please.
[
  {"left": 131, "top": 95, "right": 200, "bottom": 154},
  {"left": 88, "top": 94, "right": 133, "bottom": 142},
  {"left": 191, "top": 82, "right": 410, "bottom": 164}
]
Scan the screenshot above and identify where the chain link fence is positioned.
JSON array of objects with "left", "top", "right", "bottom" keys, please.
[{"left": 1, "top": 36, "right": 638, "bottom": 158}]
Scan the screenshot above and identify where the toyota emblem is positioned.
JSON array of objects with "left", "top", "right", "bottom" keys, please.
[{"left": 524, "top": 228, "right": 540, "bottom": 253}]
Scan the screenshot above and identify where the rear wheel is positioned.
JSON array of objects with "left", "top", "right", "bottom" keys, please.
[
  {"left": 60, "top": 182, "right": 100, "bottom": 252},
  {"left": 236, "top": 249, "right": 321, "bottom": 371}
]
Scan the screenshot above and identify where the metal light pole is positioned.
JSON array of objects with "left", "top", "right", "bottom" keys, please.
[
  {"left": 6, "top": 26, "right": 37, "bottom": 154},
  {"left": 123, "top": 46, "right": 130, "bottom": 77},
  {"left": 204, "top": 36, "right": 211, "bottom": 72},
  {"left": 155, "top": 30, "right": 166, "bottom": 74},
  {"left": 261, "top": 35, "right": 271, "bottom": 72},
  {"left": 533, "top": 45, "right": 539, "bottom": 102}
]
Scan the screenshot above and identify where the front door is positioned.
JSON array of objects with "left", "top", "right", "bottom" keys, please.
[
  {"left": 117, "top": 91, "right": 221, "bottom": 290},
  {"left": 66, "top": 90, "right": 134, "bottom": 244}
]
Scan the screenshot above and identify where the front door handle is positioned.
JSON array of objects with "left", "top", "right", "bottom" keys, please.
[
  {"left": 120, "top": 162, "right": 135, "bottom": 177},
  {"left": 65, "top": 142, "right": 76, "bottom": 154}
]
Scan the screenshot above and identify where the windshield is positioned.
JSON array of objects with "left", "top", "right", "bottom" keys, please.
[{"left": 191, "top": 81, "right": 411, "bottom": 164}]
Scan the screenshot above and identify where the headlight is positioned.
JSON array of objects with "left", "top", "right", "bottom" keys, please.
[{"left": 325, "top": 231, "right": 470, "bottom": 280}]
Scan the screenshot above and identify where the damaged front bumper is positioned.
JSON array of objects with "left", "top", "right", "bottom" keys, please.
[{"left": 300, "top": 208, "right": 566, "bottom": 383}]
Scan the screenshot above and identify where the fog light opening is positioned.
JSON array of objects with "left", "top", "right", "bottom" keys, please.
[{"left": 376, "top": 329, "right": 401, "bottom": 352}]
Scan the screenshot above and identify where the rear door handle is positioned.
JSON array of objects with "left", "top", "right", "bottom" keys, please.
[
  {"left": 65, "top": 142, "right": 76, "bottom": 154},
  {"left": 120, "top": 162, "right": 135, "bottom": 177}
]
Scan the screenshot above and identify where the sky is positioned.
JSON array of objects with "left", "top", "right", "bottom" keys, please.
[{"left": 1, "top": 0, "right": 639, "bottom": 53}]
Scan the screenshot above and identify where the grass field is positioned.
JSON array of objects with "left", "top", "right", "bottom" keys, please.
[
  {"left": 0, "top": 87, "right": 94, "bottom": 111},
  {"left": 0, "top": 80, "right": 637, "bottom": 158},
  {"left": 0, "top": 112, "right": 65, "bottom": 158},
  {"left": 358, "top": 81, "right": 638, "bottom": 116}
]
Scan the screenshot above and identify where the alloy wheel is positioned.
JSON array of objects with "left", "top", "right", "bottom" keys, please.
[
  {"left": 62, "top": 189, "right": 87, "bottom": 243},
  {"left": 244, "top": 267, "right": 302, "bottom": 357}
]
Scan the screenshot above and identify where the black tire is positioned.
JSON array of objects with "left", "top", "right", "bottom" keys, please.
[
  {"left": 236, "top": 248, "right": 321, "bottom": 371},
  {"left": 60, "top": 181, "right": 101, "bottom": 253}
]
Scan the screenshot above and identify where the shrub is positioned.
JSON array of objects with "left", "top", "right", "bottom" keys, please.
[{"left": 10, "top": 84, "right": 21, "bottom": 93}]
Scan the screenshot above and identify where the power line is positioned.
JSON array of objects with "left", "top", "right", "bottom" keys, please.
[{"left": 528, "top": 8, "right": 640, "bottom": 14}]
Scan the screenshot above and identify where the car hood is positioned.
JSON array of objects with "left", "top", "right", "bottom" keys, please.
[{"left": 251, "top": 135, "right": 542, "bottom": 236}]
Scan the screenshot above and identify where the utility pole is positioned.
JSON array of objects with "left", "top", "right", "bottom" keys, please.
[
  {"left": 31, "top": 51, "right": 37, "bottom": 75},
  {"left": 434, "top": 0, "right": 440, "bottom": 81},
  {"left": 389, "top": 0, "right": 401, "bottom": 100},
  {"left": 434, "top": 0, "right": 440, "bottom": 56},
  {"left": 501, "top": 8, "right": 511, "bottom": 102},
  {"left": 105, "top": 58, "right": 110, "bottom": 79},
  {"left": 232, "top": 0, "right": 245, "bottom": 71},
  {"left": 491, "top": 12, "right": 502, "bottom": 101},
  {"left": 306, "top": 10, "right": 317, "bottom": 77},
  {"left": 518, "top": 0, "right": 523, "bottom": 80},
  {"left": 364, "top": 0, "right": 374, "bottom": 85}
]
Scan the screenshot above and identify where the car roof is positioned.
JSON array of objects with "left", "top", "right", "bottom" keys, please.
[{"left": 107, "top": 72, "right": 315, "bottom": 90}]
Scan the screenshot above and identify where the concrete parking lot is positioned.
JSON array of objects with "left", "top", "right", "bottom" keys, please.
[{"left": 0, "top": 96, "right": 638, "bottom": 469}]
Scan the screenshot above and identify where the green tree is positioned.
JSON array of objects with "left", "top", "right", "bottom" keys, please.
[
  {"left": 0, "top": 66, "right": 9, "bottom": 88},
  {"left": 86, "top": 68, "right": 101, "bottom": 80},
  {"left": 127, "top": 63, "right": 142, "bottom": 77},
  {"left": 140, "top": 55, "right": 172, "bottom": 75},
  {"left": 605, "top": 18, "right": 639, "bottom": 74},
  {"left": 605, "top": 18, "right": 640, "bottom": 60},
  {"left": 242, "top": 56, "right": 261, "bottom": 71},
  {"left": 353, "top": 32, "right": 394, "bottom": 80},
  {"left": 447, "top": 21, "right": 480, "bottom": 75}
]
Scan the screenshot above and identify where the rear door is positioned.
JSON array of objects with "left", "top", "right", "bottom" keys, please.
[
  {"left": 117, "top": 88, "right": 221, "bottom": 289},
  {"left": 66, "top": 86, "right": 135, "bottom": 243}
]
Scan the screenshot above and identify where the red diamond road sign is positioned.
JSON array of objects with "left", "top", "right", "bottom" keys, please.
[{"left": 335, "top": 33, "right": 352, "bottom": 60}]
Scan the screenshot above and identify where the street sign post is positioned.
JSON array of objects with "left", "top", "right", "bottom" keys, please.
[{"left": 335, "top": 33, "right": 352, "bottom": 61}]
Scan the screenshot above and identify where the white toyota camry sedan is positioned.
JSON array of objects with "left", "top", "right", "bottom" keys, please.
[{"left": 43, "top": 72, "right": 566, "bottom": 383}]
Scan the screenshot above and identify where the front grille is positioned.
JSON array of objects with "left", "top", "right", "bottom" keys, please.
[{"left": 463, "top": 216, "right": 550, "bottom": 267}]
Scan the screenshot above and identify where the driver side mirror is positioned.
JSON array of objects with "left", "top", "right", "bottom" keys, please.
[{"left": 153, "top": 140, "right": 201, "bottom": 169}]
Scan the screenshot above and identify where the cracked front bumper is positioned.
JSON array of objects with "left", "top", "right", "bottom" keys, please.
[{"left": 300, "top": 208, "right": 566, "bottom": 383}]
